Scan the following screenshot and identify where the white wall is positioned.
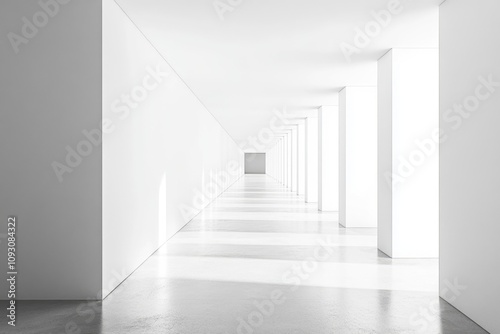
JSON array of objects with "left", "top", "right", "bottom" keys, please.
[
  {"left": 377, "top": 49, "right": 439, "bottom": 258},
  {"left": 339, "top": 87, "right": 377, "bottom": 228},
  {"left": 440, "top": 1, "right": 500, "bottom": 333},
  {"left": 0, "top": 0, "right": 102, "bottom": 300},
  {"left": 318, "top": 106, "right": 339, "bottom": 212},
  {"left": 245, "top": 153, "right": 265, "bottom": 174},
  {"left": 102, "top": 0, "right": 243, "bottom": 297}
]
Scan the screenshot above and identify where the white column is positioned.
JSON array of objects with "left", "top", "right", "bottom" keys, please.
[
  {"left": 266, "top": 148, "right": 270, "bottom": 176},
  {"left": 284, "top": 134, "right": 289, "bottom": 188},
  {"left": 275, "top": 144, "right": 278, "bottom": 180},
  {"left": 378, "top": 48, "right": 439, "bottom": 258},
  {"left": 318, "top": 106, "right": 339, "bottom": 212},
  {"left": 274, "top": 141, "right": 278, "bottom": 181},
  {"left": 339, "top": 87, "right": 377, "bottom": 227},
  {"left": 286, "top": 131, "right": 292, "bottom": 189},
  {"left": 275, "top": 141, "right": 278, "bottom": 181},
  {"left": 290, "top": 126, "right": 298, "bottom": 192},
  {"left": 297, "top": 120, "right": 306, "bottom": 195},
  {"left": 280, "top": 138, "right": 284, "bottom": 184},
  {"left": 278, "top": 138, "right": 283, "bottom": 184},
  {"left": 279, "top": 137, "right": 283, "bottom": 184},
  {"left": 274, "top": 140, "right": 278, "bottom": 181},
  {"left": 271, "top": 145, "right": 275, "bottom": 179},
  {"left": 269, "top": 146, "right": 273, "bottom": 178},
  {"left": 305, "top": 117, "right": 318, "bottom": 203},
  {"left": 282, "top": 135, "right": 286, "bottom": 186}
]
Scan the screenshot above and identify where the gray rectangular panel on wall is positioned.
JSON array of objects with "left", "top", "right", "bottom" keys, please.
[
  {"left": 245, "top": 153, "right": 266, "bottom": 174},
  {"left": 0, "top": 0, "right": 103, "bottom": 299}
]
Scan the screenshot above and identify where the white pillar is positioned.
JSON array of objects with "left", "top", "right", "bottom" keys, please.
[
  {"left": 269, "top": 146, "right": 273, "bottom": 178},
  {"left": 266, "top": 147, "right": 270, "bottom": 176},
  {"left": 378, "top": 48, "right": 439, "bottom": 258},
  {"left": 297, "top": 120, "right": 306, "bottom": 195},
  {"left": 283, "top": 134, "right": 290, "bottom": 188},
  {"left": 286, "top": 131, "right": 292, "bottom": 189},
  {"left": 339, "top": 87, "right": 378, "bottom": 227},
  {"left": 277, "top": 141, "right": 280, "bottom": 180},
  {"left": 305, "top": 117, "right": 318, "bottom": 203},
  {"left": 279, "top": 136, "right": 285, "bottom": 186},
  {"left": 274, "top": 145, "right": 277, "bottom": 180},
  {"left": 278, "top": 138, "right": 283, "bottom": 184},
  {"left": 275, "top": 143, "right": 278, "bottom": 181},
  {"left": 318, "top": 106, "right": 339, "bottom": 212},
  {"left": 275, "top": 141, "right": 278, "bottom": 180},
  {"left": 290, "top": 126, "right": 298, "bottom": 192},
  {"left": 268, "top": 145, "right": 275, "bottom": 179}
]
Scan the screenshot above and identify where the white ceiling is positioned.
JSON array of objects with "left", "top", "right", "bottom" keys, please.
[{"left": 116, "top": 0, "right": 440, "bottom": 150}]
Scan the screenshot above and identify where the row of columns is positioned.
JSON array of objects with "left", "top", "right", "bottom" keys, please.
[{"left": 267, "top": 48, "right": 439, "bottom": 259}]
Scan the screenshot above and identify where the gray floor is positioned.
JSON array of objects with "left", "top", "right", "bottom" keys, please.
[{"left": 3, "top": 175, "right": 488, "bottom": 333}]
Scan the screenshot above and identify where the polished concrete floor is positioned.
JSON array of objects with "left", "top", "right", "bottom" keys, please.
[{"left": 4, "top": 175, "right": 488, "bottom": 333}]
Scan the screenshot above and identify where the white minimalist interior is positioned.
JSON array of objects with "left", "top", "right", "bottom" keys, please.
[{"left": 0, "top": 0, "right": 498, "bottom": 333}]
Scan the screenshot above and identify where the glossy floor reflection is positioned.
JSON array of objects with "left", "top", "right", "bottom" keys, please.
[{"left": 5, "top": 175, "right": 488, "bottom": 333}]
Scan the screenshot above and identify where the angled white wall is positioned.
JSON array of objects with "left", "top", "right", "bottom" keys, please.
[
  {"left": 318, "top": 106, "right": 339, "bottom": 212},
  {"left": 440, "top": 1, "right": 500, "bottom": 333},
  {"left": 377, "top": 49, "right": 439, "bottom": 258},
  {"left": 102, "top": 0, "right": 243, "bottom": 298},
  {"left": 305, "top": 117, "right": 318, "bottom": 203},
  {"left": 339, "top": 87, "right": 377, "bottom": 227}
]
